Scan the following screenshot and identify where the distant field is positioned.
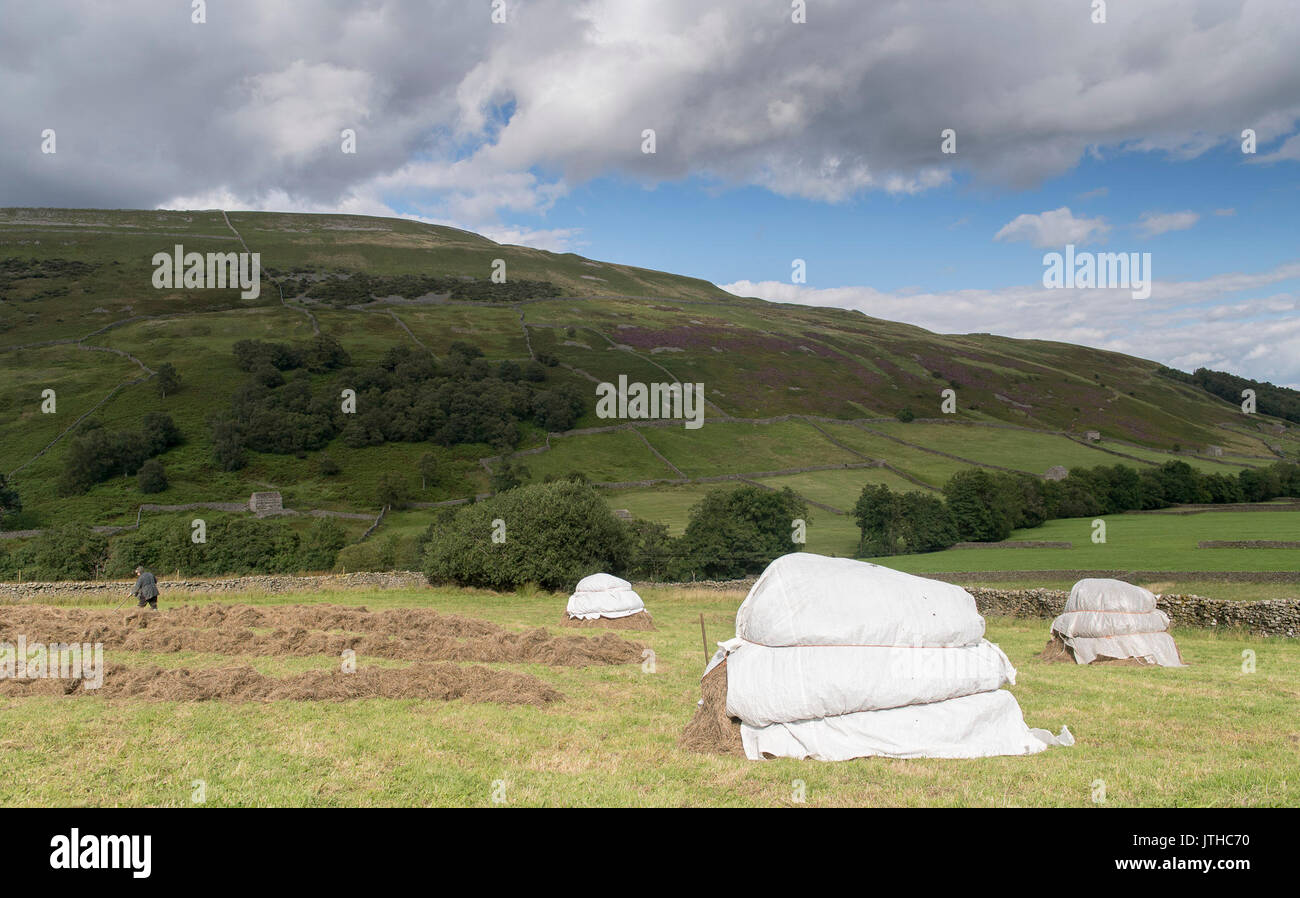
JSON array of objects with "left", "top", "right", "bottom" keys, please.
[
  {"left": 753, "top": 467, "right": 927, "bottom": 510},
  {"left": 866, "top": 421, "right": 1140, "bottom": 474},
  {"left": 812, "top": 421, "right": 977, "bottom": 485},
  {"left": 1089, "top": 441, "right": 1262, "bottom": 474},
  {"left": 867, "top": 510, "right": 1300, "bottom": 573},
  {"left": 0, "top": 345, "right": 144, "bottom": 469},
  {"left": 1, "top": 585, "right": 1294, "bottom": 807},
  {"left": 521, "top": 428, "right": 680, "bottom": 484},
  {"left": 641, "top": 419, "right": 860, "bottom": 478}
]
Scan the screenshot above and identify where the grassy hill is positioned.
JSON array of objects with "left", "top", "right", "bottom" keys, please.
[{"left": 1, "top": 207, "right": 1294, "bottom": 553}]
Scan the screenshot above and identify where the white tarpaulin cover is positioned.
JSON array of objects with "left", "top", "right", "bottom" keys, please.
[
  {"left": 736, "top": 553, "right": 986, "bottom": 647},
  {"left": 1050, "top": 579, "right": 1184, "bottom": 666},
  {"left": 565, "top": 573, "right": 647, "bottom": 620},
  {"left": 741, "top": 689, "right": 1052, "bottom": 762},
  {"left": 724, "top": 640, "right": 1017, "bottom": 727},
  {"left": 716, "top": 553, "right": 1070, "bottom": 761}
]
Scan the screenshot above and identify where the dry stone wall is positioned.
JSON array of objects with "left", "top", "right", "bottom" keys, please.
[{"left": 3, "top": 571, "right": 1296, "bottom": 636}]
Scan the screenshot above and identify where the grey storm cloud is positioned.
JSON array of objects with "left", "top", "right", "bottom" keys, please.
[{"left": 3, "top": 0, "right": 1300, "bottom": 226}]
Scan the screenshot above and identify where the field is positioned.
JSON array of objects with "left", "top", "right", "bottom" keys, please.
[
  {"left": 867, "top": 509, "right": 1300, "bottom": 575},
  {"left": 1, "top": 583, "right": 1295, "bottom": 807}
]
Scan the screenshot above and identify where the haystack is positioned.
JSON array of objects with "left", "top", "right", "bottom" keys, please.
[
  {"left": 1041, "top": 578, "right": 1184, "bottom": 666},
  {"left": 684, "top": 553, "right": 1070, "bottom": 761},
  {"left": 560, "top": 573, "right": 655, "bottom": 630}
]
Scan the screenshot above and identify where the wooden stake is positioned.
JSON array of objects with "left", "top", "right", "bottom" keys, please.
[{"left": 699, "top": 613, "right": 709, "bottom": 661}]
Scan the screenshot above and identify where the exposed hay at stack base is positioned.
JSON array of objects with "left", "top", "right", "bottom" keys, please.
[
  {"left": 1038, "top": 635, "right": 1169, "bottom": 667},
  {"left": 0, "top": 661, "right": 563, "bottom": 705},
  {"left": 680, "top": 660, "right": 744, "bottom": 757},
  {"left": 558, "top": 611, "right": 656, "bottom": 631}
]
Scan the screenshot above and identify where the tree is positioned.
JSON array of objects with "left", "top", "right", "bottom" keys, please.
[
  {"left": 895, "top": 406, "right": 916, "bottom": 423},
  {"left": 210, "top": 417, "right": 246, "bottom": 471},
  {"left": 490, "top": 459, "right": 530, "bottom": 494},
  {"left": 155, "top": 362, "right": 181, "bottom": 397},
  {"left": 943, "top": 469, "right": 1016, "bottom": 542},
  {"left": 423, "top": 481, "right": 630, "bottom": 590},
  {"left": 298, "top": 518, "right": 347, "bottom": 571},
  {"left": 532, "top": 385, "right": 584, "bottom": 432},
  {"left": 0, "top": 474, "right": 21, "bottom": 529},
  {"left": 318, "top": 453, "right": 341, "bottom": 476},
  {"left": 1153, "top": 460, "right": 1200, "bottom": 505},
  {"left": 304, "top": 335, "right": 351, "bottom": 372},
  {"left": 854, "top": 484, "right": 956, "bottom": 556},
  {"left": 136, "top": 459, "right": 168, "bottom": 494},
  {"left": 29, "top": 525, "right": 109, "bottom": 580},
  {"left": 417, "top": 452, "right": 438, "bottom": 490},
  {"left": 140, "top": 412, "right": 182, "bottom": 456},
  {"left": 678, "top": 485, "right": 808, "bottom": 579},
  {"left": 375, "top": 472, "right": 412, "bottom": 509},
  {"left": 623, "top": 518, "right": 678, "bottom": 581}
]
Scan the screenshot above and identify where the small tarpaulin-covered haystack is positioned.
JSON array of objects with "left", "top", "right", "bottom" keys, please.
[
  {"left": 560, "top": 573, "right": 655, "bottom": 630},
  {"left": 1042, "top": 579, "right": 1184, "bottom": 666},
  {"left": 682, "top": 553, "right": 1071, "bottom": 761}
]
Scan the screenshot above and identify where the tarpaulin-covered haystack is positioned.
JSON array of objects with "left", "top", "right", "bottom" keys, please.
[
  {"left": 683, "top": 553, "right": 1071, "bottom": 761},
  {"left": 1041, "top": 578, "right": 1185, "bottom": 667},
  {"left": 559, "top": 573, "right": 655, "bottom": 630}
]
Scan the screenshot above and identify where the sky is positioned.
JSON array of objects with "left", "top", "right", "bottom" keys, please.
[{"left": 3, "top": 0, "right": 1299, "bottom": 385}]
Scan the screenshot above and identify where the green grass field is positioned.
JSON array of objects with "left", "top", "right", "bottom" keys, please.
[
  {"left": 1, "top": 584, "right": 1295, "bottom": 807},
  {"left": 867, "top": 510, "right": 1300, "bottom": 574}
]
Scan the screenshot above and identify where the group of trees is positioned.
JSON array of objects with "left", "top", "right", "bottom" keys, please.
[
  {"left": 58, "top": 414, "right": 182, "bottom": 495},
  {"left": 210, "top": 339, "right": 583, "bottom": 471},
  {"left": 856, "top": 459, "right": 1300, "bottom": 555},
  {"left": 0, "top": 516, "right": 350, "bottom": 582},
  {"left": 421, "top": 480, "right": 809, "bottom": 589}
]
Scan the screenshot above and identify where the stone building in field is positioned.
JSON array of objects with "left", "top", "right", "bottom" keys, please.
[{"left": 249, "top": 491, "right": 283, "bottom": 516}]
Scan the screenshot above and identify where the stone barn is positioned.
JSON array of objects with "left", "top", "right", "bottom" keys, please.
[{"left": 249, "top": 491, "right": 283, "bottom": 516}]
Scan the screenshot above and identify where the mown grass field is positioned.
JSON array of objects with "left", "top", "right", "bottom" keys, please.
[{"left": 1, "top": 583, "right": 1295, "bottom": 807}]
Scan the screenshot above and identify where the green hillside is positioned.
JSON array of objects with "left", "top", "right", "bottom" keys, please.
[{"left": 1, "top": 207, "right": 1294, "bottom": 547}]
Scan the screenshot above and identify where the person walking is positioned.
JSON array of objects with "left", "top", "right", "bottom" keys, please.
[{"left": 129, "top": 565, "right": 159, "bottom": 610}]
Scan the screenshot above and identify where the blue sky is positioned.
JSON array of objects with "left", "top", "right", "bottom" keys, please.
[{"left": 542, "top": 144, "right": 1300, "bottom": 293}]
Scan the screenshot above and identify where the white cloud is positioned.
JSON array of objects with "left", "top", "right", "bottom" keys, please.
[
  {"left": 1252, "top": 133, "right": 1300, "bottom": 163},
  {"left": 224, "top": 61, "right": 379, "bottom": 163},
  {"left": 476, "top": 224, "right": 585, "bottom": 252},
  {"left": 994, "top": 207, "right": 1110, "bottom": 248},
  {"left": 5, "top": 0, "right": 1300, "bottom": 219},
  {"left": 1136, "top": 210, "right": 1200, "bottom": 237}
]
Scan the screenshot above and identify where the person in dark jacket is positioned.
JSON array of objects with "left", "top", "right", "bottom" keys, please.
[{"left": 130, "top": 565, "right": 159, "bottom": 610}]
